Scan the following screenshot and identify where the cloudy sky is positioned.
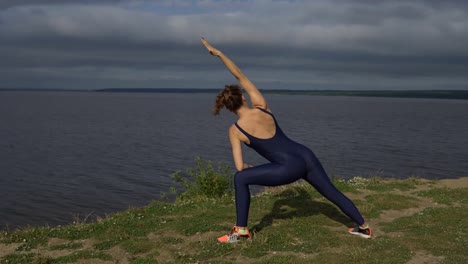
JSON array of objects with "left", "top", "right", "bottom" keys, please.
[{"left": 1, "top": 0, "right": 467, "bottom": 90}]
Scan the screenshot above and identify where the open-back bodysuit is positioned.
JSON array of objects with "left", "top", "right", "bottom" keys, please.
[{"left": 233, "top": 107, "right": 364, "bottom": 227}]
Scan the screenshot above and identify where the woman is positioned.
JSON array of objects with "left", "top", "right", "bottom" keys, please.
[{"left": 201, "top": 37, "right": 372, "bottom": 243}]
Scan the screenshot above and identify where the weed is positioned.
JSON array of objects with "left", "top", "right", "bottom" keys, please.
[{"left": 171, "top": 157, "right": 234, "bottom": 200}]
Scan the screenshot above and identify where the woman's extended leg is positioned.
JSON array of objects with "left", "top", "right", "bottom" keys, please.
[
  {"left": 300, "top": 149, "right": 372, "bottom": 238},
  {"left": 303, "top": 161, "right": 365, "bottom": 226}
]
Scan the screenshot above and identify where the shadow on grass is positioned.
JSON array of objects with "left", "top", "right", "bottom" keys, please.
[{"left": 251, "top": 187, "right": 354, "bottom": 234}]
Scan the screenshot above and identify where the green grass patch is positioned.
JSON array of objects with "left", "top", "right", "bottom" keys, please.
[
  {"left": 167, "top": 215, "right": 227, "bottom": 236},
  {"left": 160, "top": 236, "right": 184, "bottom": 244},
  {"left": 53, "top": 249, "right": 113, "bottom": 263},
  {"left": 259, "top": 254, "right": 315, "bottom": 264},
  {"left": 382, "top": 207, "right": 468, "bottom": 263},
  {"left": 49, "top": 242, "right": 83, "bottom": 251},
  {"left": 131, "top": 256, "right": 159, "bottom": 264},
  {"left": 332, "top": 178, "right": 362, "bottom": 193},
  {"left": 240, "top": 221, "right": 342, "bottom": 259},
  {"left": 314, "top": 236, "right": 412, "bottom": 263},
  {"left": 172, "top": 240, "right": 235, "bottom": 262},
  {"left": 416, "top": 187, "right": 468, "bottom": 205},
  {"left": 0, "top": 220, "right": 123, "bottom": 251},
  {"left": 250, "top": 186, "right": 355, "bottom": 232},
  {"left": 91, "top": 208, "right": 164, "bottom": 240},
  {"left": 93, "top": 239, "right": 121, "bottom": 250},
  {"left": 1, "top": 227, "right": 50, "bottom": 251},
  {"left": 1, "top": 253, "right": 37, "bottom": 264},
  {"left": 359, "top": 193, "right": 420, "bottom": 218},
  {"left": 120, "top": 238, "right": 154, "bottom": 255},
  {"left": 365, "top": 177, "right": 421, "bottom": 192},
  {"left": 0, "top": 253, "right": 53, "bottom": 264}
]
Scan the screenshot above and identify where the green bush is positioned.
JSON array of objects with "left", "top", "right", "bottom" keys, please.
[{"left": 171, "top": 157, "right": 234, "bottom": 200}]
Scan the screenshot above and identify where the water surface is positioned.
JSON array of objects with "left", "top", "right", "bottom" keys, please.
[{"left": 1, "top": 91, "right": 467, "bottom": 229}]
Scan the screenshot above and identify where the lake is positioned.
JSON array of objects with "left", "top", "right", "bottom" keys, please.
[{"left": 1, "top": 91, "right": 467, "bottom": 229}]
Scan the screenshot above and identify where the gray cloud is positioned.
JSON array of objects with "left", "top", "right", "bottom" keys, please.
[
  {"left": 0, "top": 0, "right": 124, "bottom": 10},
  {"left": 0, "top": 0, "right": 467, "bottom": 89}
]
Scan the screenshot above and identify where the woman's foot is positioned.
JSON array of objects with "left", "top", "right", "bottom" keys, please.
[
  {"left": 348, "top": 225, "right": 372, "bottom": 239},
  {"left": 217, "top": 226, "right": 252, "bottom": 243}
]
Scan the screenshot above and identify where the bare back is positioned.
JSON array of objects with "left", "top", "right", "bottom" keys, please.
[{"left": 235, "top": 108, "right": 276, "bottom": 144}]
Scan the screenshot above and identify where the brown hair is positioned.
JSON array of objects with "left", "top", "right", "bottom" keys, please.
[{"left": 213, "top": 84, "right": 244, "bottom": 115}]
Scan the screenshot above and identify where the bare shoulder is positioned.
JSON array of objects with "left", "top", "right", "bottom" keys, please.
[
  {"left": 229, "top": 124, "right": 240, "bottom": 137},
  {"left": 229, "top": 124, "right": 242, "bottom": 143},
  {"left": 229, "top": 124, "right": 237, "bottom": 133},
  {"left": 253, "top": 105, "right": 273, "bottom": 114},
  {"left": 252, "top": 103, "right": 269, "bottom": 110},
  {"left": 230, "top": 122, "right": 250, "bottom": 144}
]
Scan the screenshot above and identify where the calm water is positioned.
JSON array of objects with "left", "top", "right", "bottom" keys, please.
[{"left": 1, "top": 91, "right": 467, "bottom": 229}]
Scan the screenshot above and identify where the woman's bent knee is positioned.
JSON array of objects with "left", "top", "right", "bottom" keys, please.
[{"left": 234, "top": 171, "right": 246, "bottom": 187}]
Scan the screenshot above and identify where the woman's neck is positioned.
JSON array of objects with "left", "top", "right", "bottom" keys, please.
[{"left": 236, "top": 105, "right": 250, "bottom": 118}]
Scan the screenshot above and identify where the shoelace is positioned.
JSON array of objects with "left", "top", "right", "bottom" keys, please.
[{"left": 227, "top": 233, "right": 239, "bottom": 242}]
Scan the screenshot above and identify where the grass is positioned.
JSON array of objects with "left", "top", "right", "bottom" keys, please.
[
  {"left": 382, "top": 207, "right": 468, "bottom": 263},
  {"left": 48, "top": 242, "right": 83, "bottom": 251},
  {"left": 361, "top": 193, "right": 420, "bottom": 218},
  {"left": 53, "top": 250, "right": 113, "bottom": 263},
  {"left": 1, "top": 176, "right": 467, "bottom": 263},
  {"left": 416, "top": 187, "right": 468, "bottom": 205}
]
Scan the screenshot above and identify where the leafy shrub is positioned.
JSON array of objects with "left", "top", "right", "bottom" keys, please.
[{"left": 171, "top": 157, "right": 234, "bottom": 200}]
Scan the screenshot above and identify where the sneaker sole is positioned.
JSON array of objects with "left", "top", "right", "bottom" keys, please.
[
  {"left": 348, "top": 231, "right": 372, "bottom": 239},
  {"left": 217, "top": 234, "right": 251, "bottom": 243}
]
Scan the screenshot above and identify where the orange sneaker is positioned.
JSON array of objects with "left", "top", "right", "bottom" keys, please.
[{"left": 217, "top": 226, "right": 252, "bottom": 243}]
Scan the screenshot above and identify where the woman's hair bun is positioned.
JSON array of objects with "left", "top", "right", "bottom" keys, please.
[{"left": 213, "top": 85, "right": 243, "bottom": 115}]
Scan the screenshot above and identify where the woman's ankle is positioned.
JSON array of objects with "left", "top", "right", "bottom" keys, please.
[
  {"left": 359, "top": 223, "right": 369, "bottom": 229},
  {"left": 237, "top": 226, "right": 249, "bottom": 235}
]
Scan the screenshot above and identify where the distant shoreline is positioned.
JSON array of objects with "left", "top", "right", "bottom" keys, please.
[{"left": 1, "top": 88, "right": 468, "bottom": 100}]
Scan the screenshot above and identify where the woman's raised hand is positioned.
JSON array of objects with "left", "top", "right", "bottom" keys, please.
[{"left": 201, "top": 37, "right": 222, "bottom": 57}]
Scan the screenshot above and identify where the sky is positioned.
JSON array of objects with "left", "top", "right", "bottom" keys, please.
[{"left": 0, "top": 0, "right": 467, "bottom": 90}]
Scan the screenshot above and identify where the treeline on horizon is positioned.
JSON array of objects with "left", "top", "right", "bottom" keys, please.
[
  {"left": 1, "top": 88, "right": 468, "bottom": 100},
  {"left": 97, "top": 88, "right": 468, "bottom": 100}
]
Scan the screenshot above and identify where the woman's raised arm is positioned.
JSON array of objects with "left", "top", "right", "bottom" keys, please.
[{"left": 201, "top": 37, "right": 267, "bottom": 109}]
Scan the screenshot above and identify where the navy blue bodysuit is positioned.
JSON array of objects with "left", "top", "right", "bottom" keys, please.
[{"left": 234, "top": 107, "right": 364, "bottom": 227}]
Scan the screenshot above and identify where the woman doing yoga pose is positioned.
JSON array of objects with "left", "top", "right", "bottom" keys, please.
[{"left": 201, "top": 37, "right": 372, "bottom": 243}]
